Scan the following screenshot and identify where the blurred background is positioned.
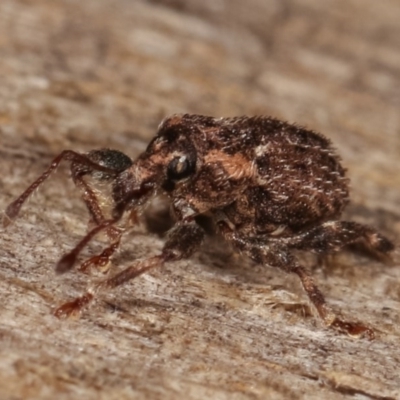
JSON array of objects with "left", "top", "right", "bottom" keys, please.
[
  {"left": 0, "top": 1, "right": 399, "bottom": 399},
  {"left": 0, "top": 0, "right": 399, "bottom": 209}
]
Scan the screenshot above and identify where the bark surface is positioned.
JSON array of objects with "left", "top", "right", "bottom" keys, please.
[{"left": 0, "top": 1, "right": 399, "bottom": 399}]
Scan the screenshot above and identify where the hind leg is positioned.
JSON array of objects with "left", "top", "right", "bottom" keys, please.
[
  {"left": 217, "top": 220, "right": 376, "bottom": 339},
  {"left": 281, "top": 221, "right": 394, "bottom": 256}
]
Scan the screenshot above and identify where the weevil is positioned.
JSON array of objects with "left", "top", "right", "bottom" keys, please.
[{"left": 3, "top": 114, "right": 394, "bottom": 339}]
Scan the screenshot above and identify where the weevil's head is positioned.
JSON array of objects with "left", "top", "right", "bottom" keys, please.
[
  {"left": 137, "top": 115, "right": 198, "bottom": 191},
  {"left": 113, "top": 115, "right": 197, "bottom": 212},
  {"left": 116, "top": 114, "right": 255, "bottom": 218}
]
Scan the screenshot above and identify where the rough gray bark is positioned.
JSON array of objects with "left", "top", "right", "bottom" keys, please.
[{"left": 0, "top": 1, "right": 399, "bottom": 399}]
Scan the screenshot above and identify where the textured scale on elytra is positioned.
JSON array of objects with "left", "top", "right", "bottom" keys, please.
[
  {"left": 3, "top": 113, "right": 394, "bottom": 340},
  {"left": 175, "top": 114, "right": 349, "bottom": 236}
]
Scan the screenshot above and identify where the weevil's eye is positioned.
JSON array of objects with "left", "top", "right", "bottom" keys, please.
[{"left": 167, "top": 155, "right": 195, "bottom": 181}]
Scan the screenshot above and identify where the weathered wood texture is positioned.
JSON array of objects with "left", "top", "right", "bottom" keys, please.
[{"left": 0, "top": 1, "right": 399, "bottom": 399}]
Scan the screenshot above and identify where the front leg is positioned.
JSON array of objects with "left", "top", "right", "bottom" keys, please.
[
  {"left": 217, "top": 221, "right": 375, "bottom": 339},
  {"left": 3, "top": 149, "right": 127, "bottom": 228},
  {"left": 71, "top": 149, "right": 133, "bottom": 241},
  {"left": 54, "top": 221, "right": 205, "bottom": 318}
]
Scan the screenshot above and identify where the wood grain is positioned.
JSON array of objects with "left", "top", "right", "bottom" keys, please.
[{"left": 0, "top": 1, "right": 399, "bottom": 399}]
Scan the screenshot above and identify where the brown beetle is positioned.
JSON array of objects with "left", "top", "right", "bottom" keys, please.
[{"left": 4, "top": 114, "right": 394, "bottom": 339}]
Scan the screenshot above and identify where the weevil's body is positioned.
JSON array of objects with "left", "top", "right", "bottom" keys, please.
[
  {"left": 4, "top": 114, "right": 394, "bottom": 339},
  {"left": 139, "top": 115, "right": 349, "bottom": 238}
]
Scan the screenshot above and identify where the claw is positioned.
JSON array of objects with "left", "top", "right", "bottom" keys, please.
[
  {"left": 78, "top": 239, "right": 121, "bottom": 274},
  {"left": 78, "top": 255, "right": 111, "bottom": 274},
  {"left": 330, "top": 318, "right": 375, "bottom": 340},
  {"left": 53, "top": 293, "right": 93, "bottom": 318}
]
